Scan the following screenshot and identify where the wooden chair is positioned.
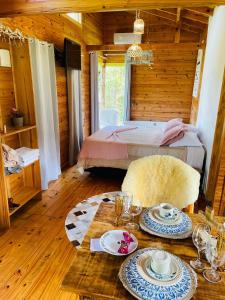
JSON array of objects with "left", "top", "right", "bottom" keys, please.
[{"left": 122, "top": 155, "right": 200, "bottom": 213}]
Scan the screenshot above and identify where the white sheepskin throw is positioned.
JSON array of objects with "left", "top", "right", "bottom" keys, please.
[{"left": 122, "top": 155, "right": 200, "bottom": 209}]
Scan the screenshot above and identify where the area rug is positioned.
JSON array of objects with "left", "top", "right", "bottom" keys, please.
[{"left": 65, "top": 192, "right": 117, "bottom": 248}]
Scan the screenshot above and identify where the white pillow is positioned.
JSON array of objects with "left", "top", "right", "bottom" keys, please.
[
  {"left": 185, "top": 124, "right": 199, "bottom": 134},
  {"left": 169, "top": 131, "right": 202, "bottom": 147}
]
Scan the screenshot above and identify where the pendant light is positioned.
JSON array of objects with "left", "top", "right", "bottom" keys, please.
[
  {"left": 133, "top": 10, "right": 144, "bottom": 35},
  {"left": 127, "top": 44, "right": 143, "bottom": 59}
]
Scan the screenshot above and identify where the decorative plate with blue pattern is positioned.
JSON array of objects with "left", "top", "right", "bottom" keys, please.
[
  {"left": 139, "top": 207, "right": 192, "bottom": 239},
  {"left": 119, "top": 248, "right": 197, "bottom": 300}
]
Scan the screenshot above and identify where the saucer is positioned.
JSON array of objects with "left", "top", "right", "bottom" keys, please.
[
  {"left": 100, "top": 230, "right": 138, "bottom": 256},
  {"left": 145, "top": 255, "right": 178, "bottom": 282}
]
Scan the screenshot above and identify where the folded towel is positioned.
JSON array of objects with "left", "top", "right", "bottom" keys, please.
[
  {"left": 16, "top": 147, "right": 39, "bottom": 163},
  {"left": 2, "top": 144, "right": 21, "bottom": 168},
  {"left": 19, "top": 157, "right": 39, "bottom": 167}
]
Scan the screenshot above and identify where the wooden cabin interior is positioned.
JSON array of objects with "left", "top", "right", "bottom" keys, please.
[{"left": 0, "top": 1, "right": 225, "bottom": 299}]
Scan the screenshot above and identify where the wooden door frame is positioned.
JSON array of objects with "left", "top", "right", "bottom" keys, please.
[{"left": 206, "top": 68, "right": 225, "bottom": 204}]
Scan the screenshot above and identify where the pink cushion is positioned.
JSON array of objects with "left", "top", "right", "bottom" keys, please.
[
  {"left": 165, "top": 118, "right": 183, "bottom": 132},
  {"left": 161, "top": 124, "right": 186, "bottom": 146}
]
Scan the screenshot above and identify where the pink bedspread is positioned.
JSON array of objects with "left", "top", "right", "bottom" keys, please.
[{"left": 79, "top": 126, "right": 137, "bottom": 160}]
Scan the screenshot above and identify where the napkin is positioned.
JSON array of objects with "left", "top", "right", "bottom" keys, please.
[{"left": 90, "top": 238, "right": 105, "bottom": 252}]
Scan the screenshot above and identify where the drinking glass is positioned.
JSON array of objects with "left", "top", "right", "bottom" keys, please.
[
  {"left": 203, "top": 226, "right": 225, "bottom": 283},
  {"left": 120, "top": 191, "right": 132, "bottom": 223},
  {"left": 190, "top": 223, "right": 211, "bottom": 270},
  {"left": 126, "top": 199, "right": 142, "bottom": 230},
  {"left": 114, "top": 192, "right": 125, "bottom": 226}
]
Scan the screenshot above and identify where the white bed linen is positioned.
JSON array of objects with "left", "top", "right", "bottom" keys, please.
[{"left": 78, "top": 122, "right": 205, "bottom": 171}]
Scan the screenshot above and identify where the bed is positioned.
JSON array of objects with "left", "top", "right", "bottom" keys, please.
[{"left": 77, "top": 121, "right": 205, "bottom": 173}]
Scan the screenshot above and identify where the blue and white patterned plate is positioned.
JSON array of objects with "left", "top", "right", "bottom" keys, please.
[
  {"left": 139, "top": 207, "right": 192, "bottom": 239},
  {"left": 119, "top": 248, "right": 197, "bottom": 300}
]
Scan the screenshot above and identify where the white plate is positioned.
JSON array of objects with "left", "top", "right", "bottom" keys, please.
[{"left": 100, "top": 230, "right": 138, "bottom": 256}]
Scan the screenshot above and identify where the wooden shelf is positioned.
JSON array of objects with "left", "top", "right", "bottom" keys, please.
[
  {"left": 5, "top": 159, "right": 40, "bottom": 177},
  {"left": 0, "top": 42, "right": 41, "bottom": 229},
  {"left": 9, "top": 187, "right": 41, "bottom": 216},
  {"left": 0, "top": 125, "right": 36, "bottom": 139}
]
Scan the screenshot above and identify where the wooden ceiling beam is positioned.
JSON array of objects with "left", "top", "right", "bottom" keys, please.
[
  {"left": 157, "top": 8, "right": 177, "bottom": 15},
  {"left": 142, "top": 9, "right": 177, "bottom": 22},
  {"left": 0, "top": 1, "right": 222, "bottom": 17},
  {"left": 174, "top": 8, "right": 181, "bottom": 43},
  {"left": 87, "top": 43, "right": 200, "bottom": 52},
  {"left": 185, "top": 7, "right": 214, "bottom": 17},
  {"left": 182, "top": 19, "right": 207, "bottom": 30},
  {"left": 143, "top": 9, "right": 203, "bottom": 34},
  {"left": 182, "top": 10, "right": 209, "bottom": 24},
  {"left": 181, "top": 23, "right": 202, "bottom": 34}
]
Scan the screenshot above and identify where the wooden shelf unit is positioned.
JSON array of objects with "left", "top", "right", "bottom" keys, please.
[
  {"left": 0, "top": 41, "right": 42, "bottom": 229},
  {"left": 9, "top": 187, "right": 40, "bottom": 216},
  {"left": 0, "top": 125, "right": 36, "bottom": 139}
]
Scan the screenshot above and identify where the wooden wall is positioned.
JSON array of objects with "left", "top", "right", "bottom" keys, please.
[
  {"left": 130, "top": 49, "right": 197, "bottom": 122},
  {"left": 102, "top": 12, "right": 199, "bottom": 122},
  {"left": 213, "top": 137, "right": 225, "bottom": 215},
  {"left": 0, "top": 70, "right": 15, "bottom": 128},
  {"left": 1, "top": 13, "right": 103, "bottom": 167}
]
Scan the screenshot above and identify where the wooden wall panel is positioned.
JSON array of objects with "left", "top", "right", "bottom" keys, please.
[
  {"left": 130, "top": 49, "right": 197, "bottom": 122},
  {"left": 0, "top": 41, "right": 15, "bottom": 129},
  {"left": 102, "top": 12, "right": 201, "bottom": 123},
  {"left": 1, "top": 13, "right": 103, "bottom": 167},
  {"left": 0, "top": 67, "right": 15, "bottom": 128},
  {"left": 213, "top": 136, "right": 225, "bottom": 215},
  {"left": 55, "top": 63, "right": 69, "bottom": 167},
  {"left": 83, "top": 13, "right": 104, "bottom": 45}
]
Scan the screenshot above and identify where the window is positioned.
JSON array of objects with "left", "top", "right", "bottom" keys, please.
[
  {"left": 67, "top": 13, "right": 82, "bottom": 24},
  {"left": 98, "top": 62, "right": 125, "bottom": 128}
]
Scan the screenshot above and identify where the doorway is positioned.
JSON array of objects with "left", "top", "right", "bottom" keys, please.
[{"left": 98, "top": 58, "right": 125, "bottom": 128}]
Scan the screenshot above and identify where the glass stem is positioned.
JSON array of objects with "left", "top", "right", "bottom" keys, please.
[
  {"left": 211, "top": 265, "right": 218, "bottom": 275},
  {"left": 197, "top": 249, "right": 201, "bottom": 262}
]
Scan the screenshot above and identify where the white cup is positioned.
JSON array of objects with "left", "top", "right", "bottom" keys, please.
[
  {"left": 150, "top": 250, "right": 171, "bottom": 275},
  {"left": 159, "top": 203, "right": 175, "bottom": 219}
]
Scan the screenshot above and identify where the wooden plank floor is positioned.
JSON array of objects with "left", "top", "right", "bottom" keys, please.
[{"left": 0, "top": 167, "right": 124, "bottom": 300}]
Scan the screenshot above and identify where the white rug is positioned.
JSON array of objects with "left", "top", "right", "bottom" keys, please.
[{"left": 65, "top": 192, "right": 118, "bottom": 248}]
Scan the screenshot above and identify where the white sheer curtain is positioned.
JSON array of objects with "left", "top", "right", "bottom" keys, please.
[
  {"left": 29, "top": 39, "right": 61, "bottom": 190},
  {"left": 90, "top": 52, "right": 99, "bottom": 133},
  {"left": 67, "top": 68, "right": 83, "bottom": 165},
  {"left": 124, "top": 62, "right": 131, "bottom": 121}
]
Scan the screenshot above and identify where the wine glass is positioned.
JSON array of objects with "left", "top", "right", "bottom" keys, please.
[
  {"left": 120, "top": 192, "right": 132, "bottom": 223},
  {"left": 190, "top": 223, "right": 211, "bottom": 270},
  {"left": 203, "top": 226, "right": 225, "bottom": 283},
  {"left": 114, "top": 193, "right": 124, "bottom": 226},
  {"left": 126, "top": 199, "right": 142, "bottom": 230}
]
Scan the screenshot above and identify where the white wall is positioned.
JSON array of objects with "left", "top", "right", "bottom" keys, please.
[{"left": 197, "top": 5, "right": 225, "bottom": 190}]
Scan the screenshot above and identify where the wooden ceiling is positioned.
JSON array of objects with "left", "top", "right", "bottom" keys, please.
[
  {"left": 129, "top": 7, "right": 211, "bottom": 36},
  {"left": 0, "top": 0, "right": 223, "bottom": 17},
  {"left": 98, "top": 7, "right": 212, "bottom": 47}
]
